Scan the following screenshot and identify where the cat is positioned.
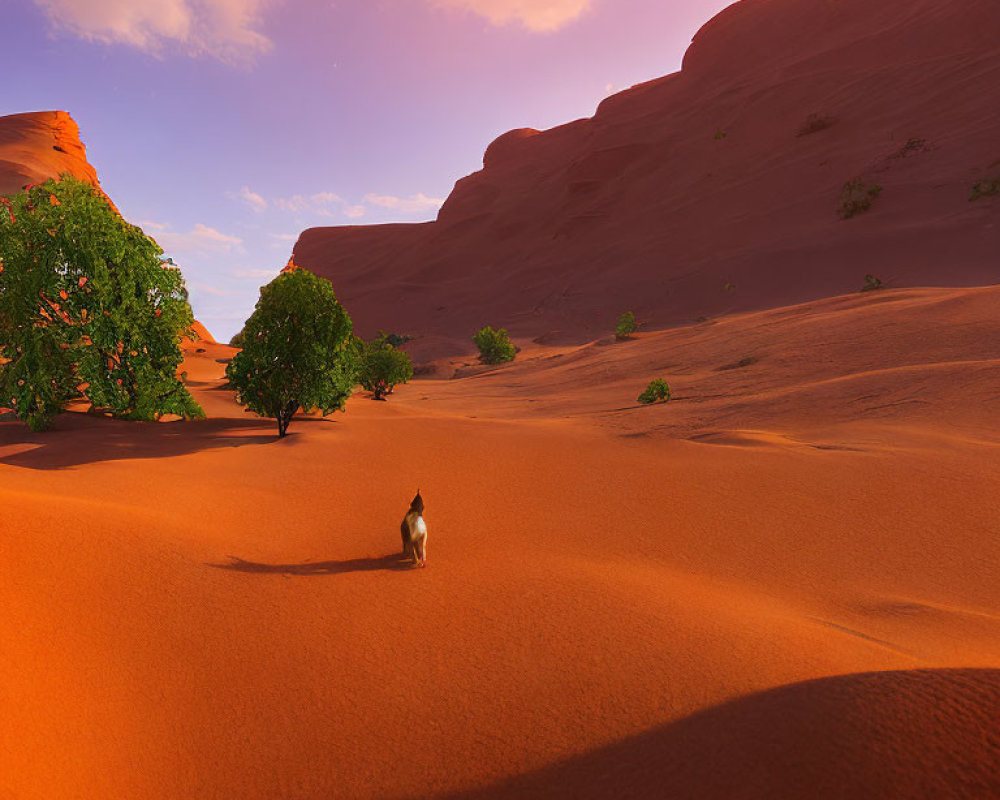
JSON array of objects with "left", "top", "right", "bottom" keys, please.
[{"left": 400, "top": 489, "right": 428, "bottom": 567}]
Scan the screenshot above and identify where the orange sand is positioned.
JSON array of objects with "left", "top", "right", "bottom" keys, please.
[
  {"left": 3, "top": 0, "right": 999, "bottom": 794},
  {"left": 2, "top": 286, "right": 998, "bottom": 799}
]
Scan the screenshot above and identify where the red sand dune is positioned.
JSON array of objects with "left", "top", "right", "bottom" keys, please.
[
  {"left": 2, "top": 285, "right": 999, "bottom": 799},
  {"left": 294, "top": 0, "right": 1000, "bottom": 352}
]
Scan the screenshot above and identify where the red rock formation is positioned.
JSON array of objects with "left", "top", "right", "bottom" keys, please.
[
  {"left": 0, "top": 111, "right": 103, "bottom": 197},
  {"left": 188, "top": 321, "right": 217, "bottom": 346},
  {"left": 294, "top": 0, "right": 1000, "bottom": 344},
  {"left": 0, "top": 110, "right": 217, "bottom": 344}
]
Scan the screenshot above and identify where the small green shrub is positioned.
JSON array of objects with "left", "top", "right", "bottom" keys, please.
[
  {"left": 229, "top": 329, "right": 245, "bottom": 348},
  {"left": 638, "top": 379, "right": 671, "bottom": 405},
  {"left": 970, "top": 177, "right": 1000, "bottom": 201},
  {"left": 615, "top": 311, "right": 638, "bottom": 340},
  {"left": 723, "top": 282, "right": 737, "bottom": 292},
  {"left": 377, "top": 330, "right": 412, "bottom": 348},
  {"left": 473, "top": 325, "right": 516, "bottom": 364},
  {"left": 356, "top": 335, "right": 413, "bottom": 400},
  {"left": 861, "top": 274, "right": 884, "bottom": 292},
  {"left": 714, "top": 129, "right": 727, "bottom": 140},
  {"left": 839, "top": 179, "right": 882, "bottom": 219}
]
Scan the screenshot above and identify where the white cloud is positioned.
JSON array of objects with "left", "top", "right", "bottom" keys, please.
[
  {"left": 427, "top": 0, "right": 592, "bottom": 32},
  {"left": 192, "top": 282, "right": 230, "bottom": 296},
  {"left": 310, "top": 192, "right": 342, "bottom": 206},
  {"left": 270, "top": 189, "right": 442, "bottom": 220},
  {"left": 364, "top": 192, "right": 444, "bottom": 214},
  {"left": 268, "top": 232, "right": 298, "bottom": 249},
  {"left": 231, "top": 267, "right": 278, "bottom": 280},
  {"left": 231, "top": 185, "right": 267, "bottom": 212},
  {"left": 151, "top": 222, "right": 244, "bottom": 257},
  {"left": 272, "top": 191, "right": 342, "bottom": 213},
  {"left": 273, "top": 194, "right": 309, "bottom": 212},
  {"left": 33, "top": 0, "right": 273, "bottom": 65}
]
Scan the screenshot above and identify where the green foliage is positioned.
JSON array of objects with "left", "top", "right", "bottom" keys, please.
[
  {"left": 377, "top": 330, "right": 412, "bottom": 348},
  {"left": 615, "top": 311, "right": 638, "bottom": 340},
  {"left": 839, "top": 179, "right": 883, "bottom": 219},
  {"left": 229, "top": 328, "right": 245, "bottom": 348},
  {"left": 356, "top": 334, "right": 413, "bottom": 400},
  {"left": 638, "top": 379, "right": 671, "bottom": 405},
  {"left": 714, "top": 129, "right": 727, "bottom": 140},
  {"left": 473, "top": 325, "right": 516, "bottom": 364},
  {"left": 225, "top": 268, "right": 354, "bottom": 437},
  {"left": 970, "top": 177, "right": 1000, "bottom": 201},
  {"left": 861, "top": 274, "right": 884, "bottom": 292},
  {"left": 0, "top": 175, "right": 203, "bottom": 431}
]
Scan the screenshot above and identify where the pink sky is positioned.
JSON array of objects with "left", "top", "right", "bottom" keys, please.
[{"left": 4, "top": 0, "right": 734, "bottom": 339}]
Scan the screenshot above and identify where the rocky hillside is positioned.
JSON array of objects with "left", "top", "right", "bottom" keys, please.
[
  {"left": 0, "top": 111, "right": 103, "bottom": 197},
  {"left": 293, "top": 0, "right": 1000, "bottom": 346}
]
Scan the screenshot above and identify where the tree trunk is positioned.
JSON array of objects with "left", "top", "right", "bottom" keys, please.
[{"left": 277, "top": 401, "right": 297, "bottom": 437}]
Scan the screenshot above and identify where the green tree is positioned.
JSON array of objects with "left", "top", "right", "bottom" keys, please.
[
  {"left": 473, "top": 325, "right": 516, "bottom": 364},
  {"left": 356, "top": 335, "right": 413, "bottom": 400},
  {"left": 615, "top": 311, "right": 638, "bottom": 340},
  {"left": 0, "top": 175, "right": 203, "bottom": 431},
  {"left": 638, "top": 379, "right": 671, "bottom": 404},
  {"left": 225, "top": 268, "right": 355, "bottom": 437}
]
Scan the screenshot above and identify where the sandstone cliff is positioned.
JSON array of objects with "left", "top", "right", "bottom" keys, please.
[
  {"left": 294, "top": 0, "right": 1000, "bottom": 345},
  {"left": 0, "top": 111, "right": 103, "bottom": 197}
]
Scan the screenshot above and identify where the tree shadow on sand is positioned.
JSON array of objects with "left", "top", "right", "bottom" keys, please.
[
  {"left": 0, "top": 413, "right": 334, "bottom": 470},
  {"left": 209, "top": 553, "right": 417, "bottom": 576},
  {"left": 433, "top": 668, "right": 1000, "bottom": 800}
]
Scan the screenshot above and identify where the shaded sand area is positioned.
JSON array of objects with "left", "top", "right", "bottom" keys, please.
[{"left": 2, "top": 287, "right": 999, "bottom": 799}]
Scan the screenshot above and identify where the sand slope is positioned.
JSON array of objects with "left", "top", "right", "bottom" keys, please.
[
  {"left": 2, "top": 286, "right": 998, "bottom": 799},
  {"left": 293, "top": 0, "right": 1000, "bottom": 344}
]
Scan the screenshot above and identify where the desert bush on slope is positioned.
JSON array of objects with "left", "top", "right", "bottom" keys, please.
[
  {"left": 638, "top": 379, "right": 671, "bottom": 405},
  {"left": 861, "top": 274, "right": 885, "bottom": 292},
  {"left": 616, "top": 311, "right": 638, "bottom": 340},
  {"left": 970, "top": 177, "right": 1000, "bottom": 201},
  {"left": 473, "top": 325, "right": 516, "bottom": 364},
  {"left": 839, "top": 179, "right": 883, "bottom": 219}
]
